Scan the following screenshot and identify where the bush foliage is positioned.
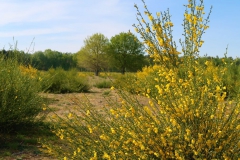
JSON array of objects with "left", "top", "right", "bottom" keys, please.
[
  {"left": 41, "top": 68, "right": 91, "bottom": 94},
  {"left": 43, "top": 0, "right": 240, "bottom": 159},
  {"left": 94, "top": 80, "right": 112, "bottom": 89},
  {"left": 0, "top": 56, "right": 45, "bottom": 132}
]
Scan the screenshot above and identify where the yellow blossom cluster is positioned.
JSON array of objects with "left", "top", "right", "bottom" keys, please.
[
  {"left": 19, "top": 65, "right": 38, "bottom": 79},
  {"left": 181, "top": 0, "right": 211, "bottom": 55}
]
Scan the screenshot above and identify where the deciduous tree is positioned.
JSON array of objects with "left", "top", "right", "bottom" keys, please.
[
  {"left": 77, "top": 33, "right": 109, "bottom": 76},
  {"left": 107, "top": 32, "right": 145, "bottom": 74}
]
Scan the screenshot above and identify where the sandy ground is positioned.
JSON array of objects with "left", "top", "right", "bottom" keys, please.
[{"left": 44, "top": 87, "right": 149, "bottom": 117}]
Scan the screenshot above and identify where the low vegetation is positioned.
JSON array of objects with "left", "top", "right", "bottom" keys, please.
[
  {"left": 41, "top": 68, "right": 91, "bottom": 93},
  {"left": 0, "top": 55, "right": 45, "bottom": 132}
]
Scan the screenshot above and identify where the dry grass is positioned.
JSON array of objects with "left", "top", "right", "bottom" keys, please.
[{"left": 44, "top": 87, "right": 149, "bottom": 118}]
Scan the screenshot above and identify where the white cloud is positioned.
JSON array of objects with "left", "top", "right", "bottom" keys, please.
[
  {"left": 0, "top": 27, "right": 72, "bottom": 37},
  {"left": 0, "top": 1, "right": 70, "bottom": 26}
]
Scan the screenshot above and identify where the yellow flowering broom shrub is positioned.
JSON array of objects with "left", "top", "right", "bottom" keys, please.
[
  {"left": 135, "top": 64, "right": 162, "bottom": 97},
  {"left": 19, "top": 64, "right": 38, "bottom": 78},
  {"left": 0, "top": 56, "right": 45, "bottom": 132},
  {"left": 112, "top": 73, "right": 138, "bottom": 93},
  {"left": 43, "top": 0, "right": 240, "bottom": 159}
]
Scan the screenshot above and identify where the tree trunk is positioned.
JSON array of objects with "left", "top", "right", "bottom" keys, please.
[
  {"left": 95, "top": 70, "right": 99, "bottom": 76},
  {"left": 121, "top": 67, "right": 125, "bottom": 75}
]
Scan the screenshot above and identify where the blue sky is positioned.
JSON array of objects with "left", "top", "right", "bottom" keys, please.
[{"left": 0, "top": 0, "right": 239, "bottom": 58}]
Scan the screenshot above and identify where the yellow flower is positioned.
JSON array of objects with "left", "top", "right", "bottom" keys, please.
[
  {"left": 63, "top": 157, "right": 67, "bottom": 160},
  {"left": 88, "top": 127, "right": 93, "bottom": 134},
  {"left": 204, "top": 25, "right": 209, "bottom": 29},
  {"left": 100, "top": 134, "right": 108, "bottom": 141},
  {"left": 146, "top": 28, "right": 150, "bottom": 32},
  {"left": 196, "top": 6, "right": 204, "bottom": 11},
  {"left": 68, "top": 113, "right": 72, "bottom": 118},
  {"left": 102, "top": 152, "right": 111, "bottom": 159},
  {"left": 165, "top": 21, "right": 173, "bottom": 27},
  {"left": 193, "top": 150, "right": 198, "bottom": 155},
  {"left": 216, "top": 86, "right": 221, "bottom": 92},
  {"left": 42, "top": 107, "right": 47, "bottom": 111},
  {"left": 147, "top": 88, "right": 151, "bottom": 93},
  {"left": 86, "top": 110, "right": 90, "bottom": 116},
  {"left": 144, "top": 106, "right": 151, "bottom": 115},
  {"left": 206, "top": 140, "right": 211, "bottom": 148},
  {"left": 135, "top": 28, "right": 139, "bottom": 33},
  {"left": 236, "top": 125, "right": 240, "bottom": 130},
  {"left": 158, "top": 38, "right": 164, "bottom": 46},
  {"left": 154, "top": 152, "right": 159, "bottom": 157},
  {"left": 153, "top": 127, "right": 158, "bottom": 133},
  {"left": 140, "top": 143, "right": 145, "bottom": 150},
  {"left": 186, "top": 129, "right": 191, "bottom": 136},
  {"left": 90, "top": 151, "right": 97, "bottom": 160},
  {"left": 111, "top": 128, "right": 116, "bottom": 134},
  {"left": 148, "top": 15, "right": 153, "bottom": 21},
  {"left": 110, "top": 86, "right": 115, "bottom": 90}
]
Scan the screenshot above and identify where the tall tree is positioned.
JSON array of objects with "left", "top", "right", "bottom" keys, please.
[
  {"left": 77, "top": 33, "right": 109, "bottom": 76},
  {"left": 107, "top": 32, "right": 145, "bottom": 74}
]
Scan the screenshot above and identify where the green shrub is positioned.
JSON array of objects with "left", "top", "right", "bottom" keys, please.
[
  {"left": 94, "top": 80, "right": 112, "bottom": 88},
  {"left": 222, "top": 59, "right": 240, "bottom": 98},
  {"left": 0, "top": 56, "right": 45, "bottom": 132},
  {"left": 42, "top": 68, "right": 90, "bottom": 93}
]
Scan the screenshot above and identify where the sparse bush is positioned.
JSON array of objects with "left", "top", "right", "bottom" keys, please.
[
  {"left": 94, "top": 80, "right": 112, "bottom": 88},
  {"left": 43, "top": 0, "right": 240, "bottom": 159},
  {"left": 222, "top": 59, "right": 240, "bottom": 98},
  {"left": 41, "top": 68, "right": 91, "bottom": 93},
  {"left": 0, "top": 56, "right": 45, "bottom": 132}
]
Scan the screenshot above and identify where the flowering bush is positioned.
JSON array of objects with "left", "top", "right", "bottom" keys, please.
[
  {"left": 19, "top": 65, "right": 38, "bottom": 79},
  {"left": 0, "top": 56, "right": 45, "bottom": 132},
  {"left": 112, "top": 73, "right": 138, "bottom": 93},
  {"left": 43, "top": 0, "right": 240, "bottom": 159}
]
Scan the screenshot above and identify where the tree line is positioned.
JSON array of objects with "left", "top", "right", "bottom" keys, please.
[
  {"left": 0, "top": 32, "right": 150, "bottom": 75},
  {"left": 0, "top": 49, "right": 77, "bottom": 71},
  {"left": 1, "top": 32, "right": 239, "bottom": 76}
]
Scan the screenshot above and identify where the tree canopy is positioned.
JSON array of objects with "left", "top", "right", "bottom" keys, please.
[
  {"left": 77, "top": 33, "right": 109, "bottom": 76},
  {"left": 107, "top": 32, "right": 146, "bottom": 74},
  {"left": 31, "top": 49, "right": 77, "bottom": 70}
]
